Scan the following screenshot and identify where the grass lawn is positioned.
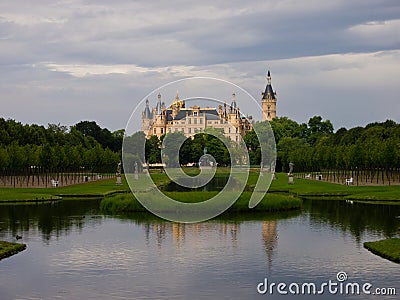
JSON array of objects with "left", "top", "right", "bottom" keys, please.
[
  {"left": 0, "top": 241, "right": 27, "bottom": 261},
  {"left": 266, "top": 173, "right": 400, "bottom": 202},
  {"left": 364, "top": 238, "right": 400, "bottom": 263},
  {"left": 0, "top": 177, "right": 130, "bottom": 202},
  {"left": 1, "top": 169, "right": 399, "bottom": 203},
  {"left": 100, "top": 190, "right": 302, "bottom": 213}
]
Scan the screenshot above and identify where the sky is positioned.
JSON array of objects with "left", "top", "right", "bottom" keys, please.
[{"left": 0, "top": 0, "right": 399, "bottom": 132}]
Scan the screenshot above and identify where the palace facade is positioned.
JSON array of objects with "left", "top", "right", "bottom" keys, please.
[{"left": 142, "top": 71, "right": 277, "bottom": 140}]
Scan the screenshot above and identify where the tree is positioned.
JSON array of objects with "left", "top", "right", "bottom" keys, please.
[
  {"left": 270, "top": 117, "right": 307, "bottom": 144},
  {"left": 145, "top": 135, "right": 161, "bottom": 164},
  {"left": 306, "top": 116, "right": 333, "bottom": 145},
  {"left": 162, "top": 132, "right": 186, "bottom": 167}
]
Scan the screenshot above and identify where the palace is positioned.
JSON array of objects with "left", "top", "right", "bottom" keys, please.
[{"left": 142, "top": 71, "right": 277, "bottom": 140}]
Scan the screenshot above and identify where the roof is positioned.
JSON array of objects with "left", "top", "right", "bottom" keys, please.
[
  {"left": 231, "top": 99, "right": 237, "bottom": 110},
  {"left": 144, "top": 106, "right": 151, "bottom": 119},
  {"left": 263, "top": 84, "right": 275, "bottom": 99},
  {"left": 165, "top": 108, "right": 220, "bottom": 121}
]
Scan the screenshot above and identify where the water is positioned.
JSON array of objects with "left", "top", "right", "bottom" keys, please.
[{"left": 0, "top": 200, "right": 399, "bottom": 299}]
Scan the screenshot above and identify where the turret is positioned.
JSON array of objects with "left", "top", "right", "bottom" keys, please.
[
  {"left": 143, "top": 99, "right": 151, "bottom": 119},
  {"left": 156, "top": 93, "right": 162, "bottom": 115},
  {"left": 261, "top": 70, "right": 277, "bottom": 121},
  {"left": 141, "top": 98, "right": 153, "bottom": 133}
]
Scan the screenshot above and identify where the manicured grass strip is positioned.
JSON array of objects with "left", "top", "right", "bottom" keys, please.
[
  {"left": 0, "top": 192, "right": 61, "bottom": 202},
  {"left": 1, "top": 170, "right": 399, "bottom": 203},
  {"left": 100, "top": 191, "right": 301, "bottom": 213},
  {"left": 0, "top": 241, "right": 27, "bottom": 261},
  {"left": 0, "top": 178, "right": 130, "bottom": 202},
  {"left": 267, "top": 173, "right": 400, "bottom": 202},
  {"left": 364, "top": 238, "right": 400, "bottom": 263}
]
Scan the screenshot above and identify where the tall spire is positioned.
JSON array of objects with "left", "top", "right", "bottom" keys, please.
[
  {"left": 156, "top": 93, "right": 162, "bottom": 114},
  {"left": 231, "top": 92, "right": 237, "bottom": 110},
  {"left": 143, "top": 98, "right": 151, "bottom": 119},
  {"left": 262, "top": 70, "right": 275, "bottom": 100}
]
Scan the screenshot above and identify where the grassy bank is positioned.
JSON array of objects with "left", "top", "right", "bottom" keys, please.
[
  {"left": 1, "top": 169, "right": 399, "bottom": 204},
  {"left": 100, "top": 191, "right": 302, "bottom": 214},
  {"left": 266, "top": 173, "right": 400, "bottom": 202},
  {"left": 0, "top": 177, "right": 129, "bottom": 202},
  {"left": 0, "top": 241, "right": 27, "bottom": 261},
  {"left": 364, "top": 238, "right": 400, "bottom": 263}
]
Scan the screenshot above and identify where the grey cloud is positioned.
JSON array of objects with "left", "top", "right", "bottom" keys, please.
[
  {"left": 1, "top": 0, "right": 400, "bottom": 66},
  {"left": 0, "top": 0, "right": 399, "bottom": 131}
]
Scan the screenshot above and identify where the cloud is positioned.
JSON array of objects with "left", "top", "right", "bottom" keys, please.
[{"left": 0, "top": 0, "right": 399, "bottom": 131}]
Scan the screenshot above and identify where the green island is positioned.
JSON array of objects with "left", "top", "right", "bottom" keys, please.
[
  {"left": 100, "top": 170, "right": 400, "bottom": 213},
  {"left": 364, "top": 238, "right": 400, "bottom": 263},
  {"left": 0, "top": 241, "right": 27, "bottom": 261}
]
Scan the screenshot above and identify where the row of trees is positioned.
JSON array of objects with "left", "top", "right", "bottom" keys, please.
[
  {"left": 2, "top": 116, "right": 399, "bottom": 185},
  {"left": 0, "top": 118, "right": 123, "bottom": 152},
  {"left": 0, "top": 144, "right": 119, "bottom": 173},
  {"left": 267, "top": 118, "right": 400, "bottom": 172},
  {"left": 0, "top": 118, "right": 122, "bottom": 175},
  {"left": 266, "top": 118, "right": 400, "bottom": 184}
]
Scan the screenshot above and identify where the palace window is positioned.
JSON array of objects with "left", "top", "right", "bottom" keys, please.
[
  {"left": 153, "top": 128, "right": 156, "bottom": 134},
  {"left": 161, "top": 128, "right": 164, "bottom": 134}
]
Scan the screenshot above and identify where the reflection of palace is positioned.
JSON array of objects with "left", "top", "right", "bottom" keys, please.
[
  {"left": 262, "top": 221, "right": 278, "bottom": 269},
  {"left": 143, "top": 221, "right": 278, "bottom": 263},
  {"left": 143, "top": 222, "right": 242, "bottom": 249},
  {"left": 142, "top": 71, "right": 278, "bottom": 140}
]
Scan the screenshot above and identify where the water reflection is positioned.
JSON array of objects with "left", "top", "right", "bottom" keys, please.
[
  {"left": 1, "top": 199, "right": 399, "bottom": 248},
  {"left": 0, "top": 200, "right": 399, "bottom": 300},
  {"left": 142, "top": 222, "right": 243, "bottom": 249},
  {"left": 262, "top": 221, "right": 278, "bottom": 269},
  {"left": 0, "top": 200, "right": 101, "bottom": 243},
  {"left": 303, "top": 199, "right": 400, "bottom": 243}
]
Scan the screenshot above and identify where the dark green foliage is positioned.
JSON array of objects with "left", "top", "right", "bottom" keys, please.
[
  {"left": 245, "top": 117, "right": 400, "bottom": 173},
  {"left": 0, "top": 118, "right": 121, "bottom": 173},
  {"left": 100, "top": 191, "right": 301, "bottom": 213},
  {"left": 73, "top": 121, "right": 123, "bottom": 152},
  {"left": 144, "top": 131, "right": 230, "bottom": 166}
]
